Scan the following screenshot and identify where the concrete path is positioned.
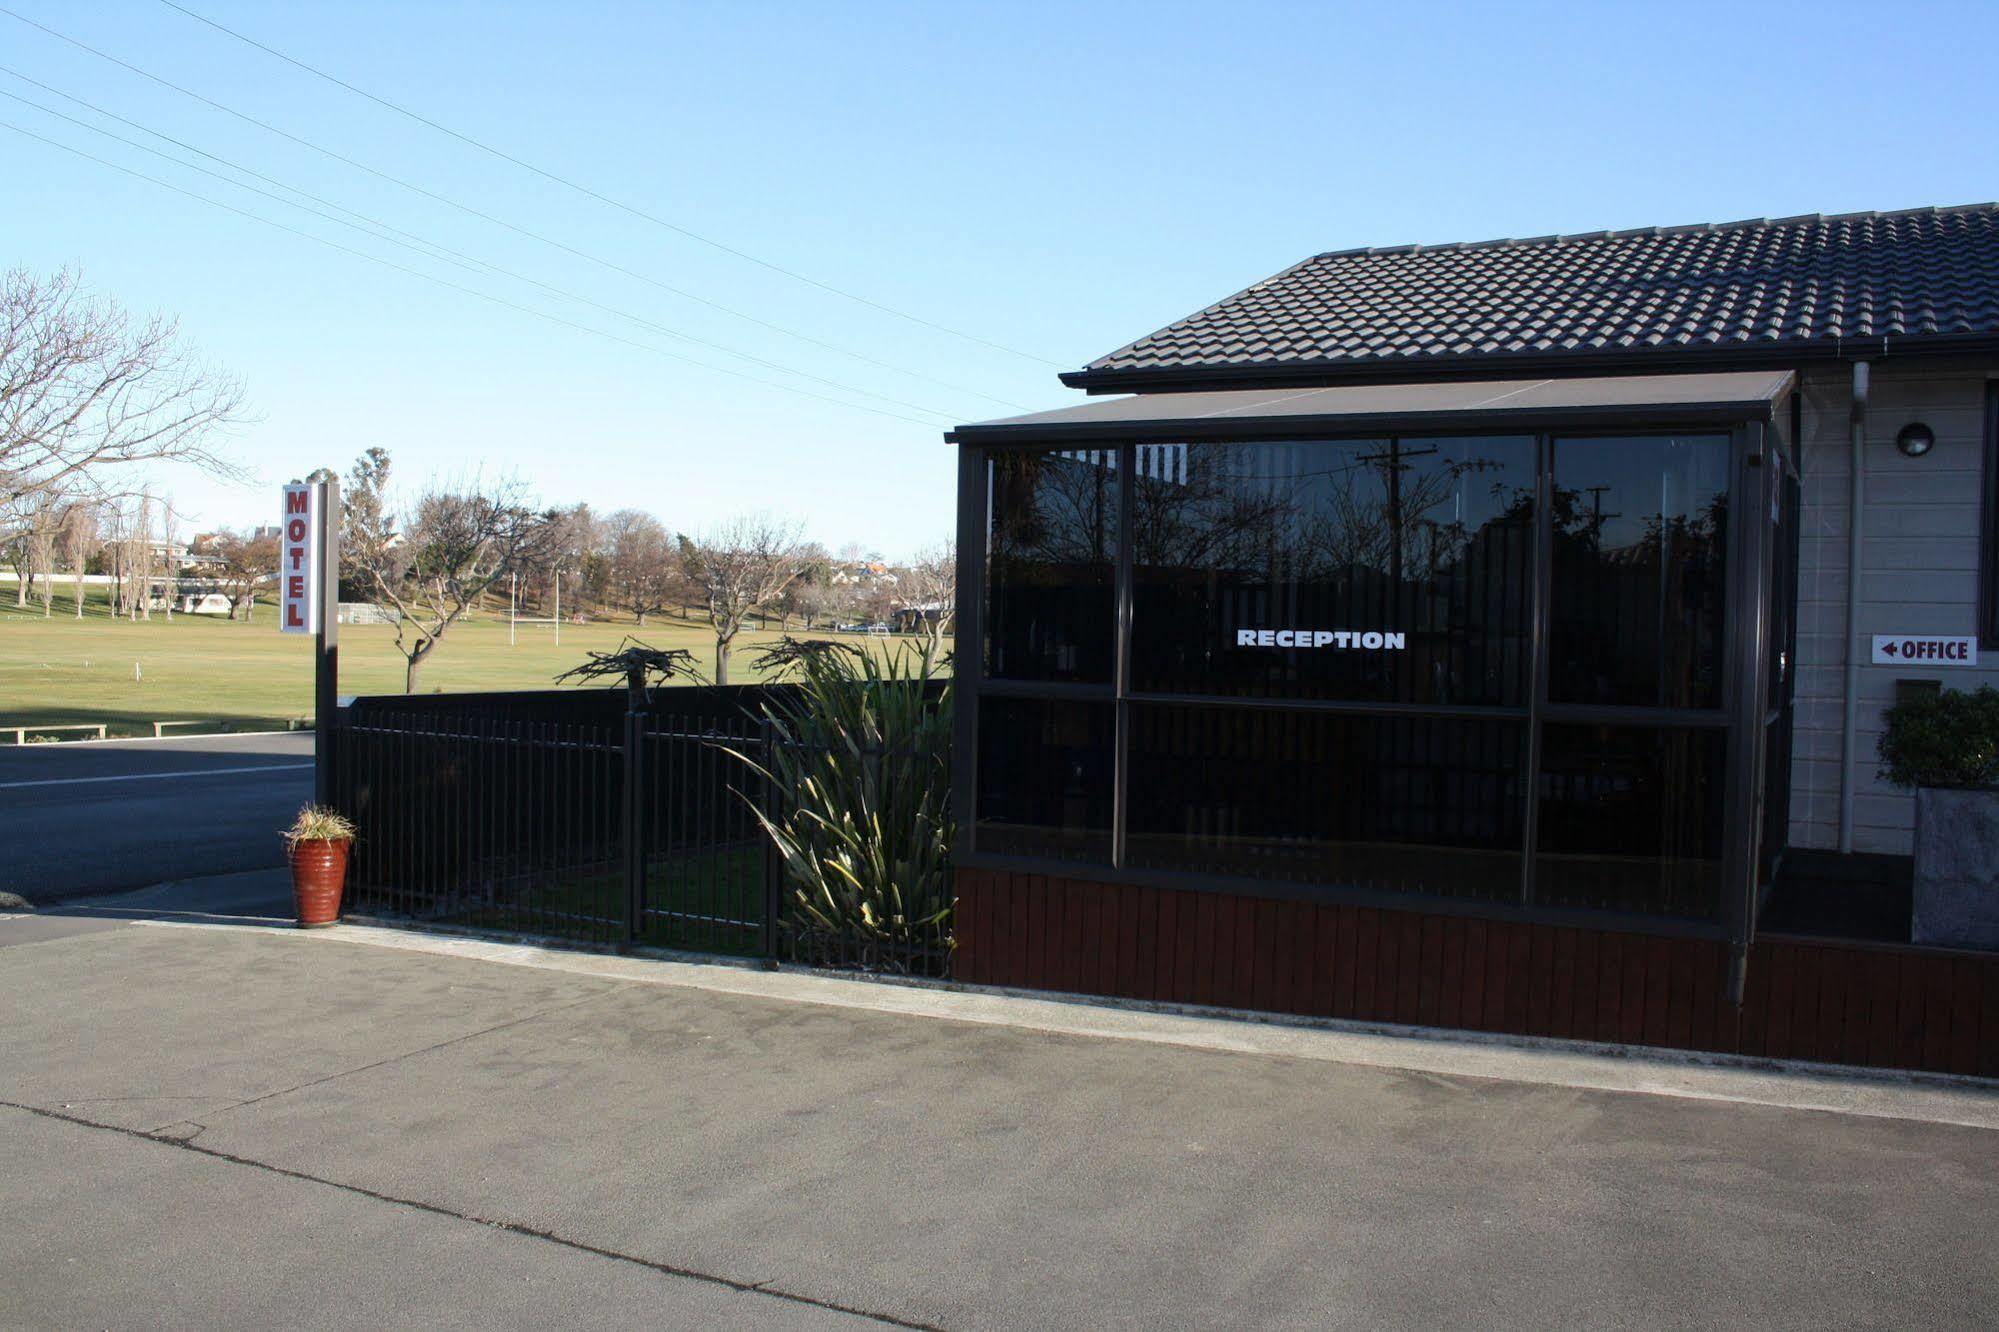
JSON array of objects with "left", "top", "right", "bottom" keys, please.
[
  {"left": 2, "top": 907, "right": 1996, "bottom": 1329},
  {"left": 0, "top": 732, "right": 313, "bottom": 903}
]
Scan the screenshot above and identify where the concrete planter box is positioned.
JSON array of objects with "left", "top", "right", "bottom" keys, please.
[{"left": 1912, "top": 787, "right": 1999, "bottom": 950}]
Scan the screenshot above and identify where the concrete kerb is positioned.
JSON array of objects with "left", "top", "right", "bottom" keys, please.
[
  {"left": 133, "top": 910, "right": 1999, "bottom": 1132},
  {"left": 3, "top": 729, "right": 304, "bottom": 747}
]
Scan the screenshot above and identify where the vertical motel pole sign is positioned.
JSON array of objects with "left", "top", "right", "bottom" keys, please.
[{"left": 280, "top": 478, "right": 340, "bottom": 805}]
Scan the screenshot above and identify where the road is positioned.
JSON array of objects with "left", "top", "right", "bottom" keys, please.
[
  {"left": 2, "top": 909, "right": 1995, "bottom": 1328},
  {"left": 0, "top": 732, "right": 313, "bottom": 904}
]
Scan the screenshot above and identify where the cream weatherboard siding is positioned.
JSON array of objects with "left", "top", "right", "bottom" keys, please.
[{"left": 1790, "top": 365, "right": 1999, "bottom": 855}]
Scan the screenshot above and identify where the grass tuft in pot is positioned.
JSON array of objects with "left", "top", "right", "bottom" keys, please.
[{"left": 283, "top": 804, "right": 358, "bottom": 846}]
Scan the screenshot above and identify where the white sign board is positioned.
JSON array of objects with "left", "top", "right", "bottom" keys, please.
[
  {"left": 1871, "top": 634, "right": 1978, "bottom": 667},
  {"left": 280, "top": 482, "right": 321, "bottom": 635}
]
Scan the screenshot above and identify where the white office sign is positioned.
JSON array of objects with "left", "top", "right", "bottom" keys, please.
[
  {"left": 1234, "top": 629, "right": 1407, "bottom": 650},
  {"left": 1871, "top": 634, "right": 1978, "bottom": 667},
  {"left": 280, "top": 482, "right": 322, "bottom": 635}
]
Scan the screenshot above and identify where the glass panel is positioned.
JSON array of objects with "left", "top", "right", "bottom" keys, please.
[
  {"left": 1125, "top": 705, "right": 1525, "bottom": 901},
  {"left": 974, "top": 697, "right": 1114, "bottom": 861},
  {"left": 1536, "top": 724, "right": 1725, "bottom": 920},
  {"left": 1129, "top": 437, "right": 1535, "bottom": 704},
  {"left": 1549, "top": 434, "right": 1730, "bottom": 709},
  {"left": 985, "top": 449, "right": 1119, "bottom": 682}
]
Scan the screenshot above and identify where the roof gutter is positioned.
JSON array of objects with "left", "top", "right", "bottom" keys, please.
[{"left": 945, "top": 395, "right": 1784, "bottom": 447}]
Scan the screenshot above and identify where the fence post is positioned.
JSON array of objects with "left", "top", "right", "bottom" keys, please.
[
  {"left": 759, "top": 716, "right": 781, "bottom": 965},
  {"left": 622, "top": 709, "right": 645, "bottom": 944}
]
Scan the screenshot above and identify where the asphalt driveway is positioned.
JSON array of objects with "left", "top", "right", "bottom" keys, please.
[
  {"left": 2, "top": 909, "right": 1995, "bottom": 1329},
  {"left": 0, "top": 732, "right": 313, "bottom": 903}
]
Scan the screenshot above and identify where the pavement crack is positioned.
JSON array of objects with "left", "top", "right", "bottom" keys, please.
[
  {"left": 0, "top": 1097, "right": 946, "bottom": 1331},
  {"left": 208, "top": 986, "right": 628, "bottom": 1118}
]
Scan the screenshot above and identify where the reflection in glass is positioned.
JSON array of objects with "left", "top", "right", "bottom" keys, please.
[
  {"left": 1125, "top": 705, "right": 1525, "bottom": 901},
  {"left": 1549, "top": 435, "right": 1730, "bottom": 708},
  {"left": 1536, "top": 724, "right": 1724, "bottom": 919},
  {"left": 985, "top": 449, "right": 1118, "bottom": 682},
  {"left": 1129, "top": 438, "right": 1535, "bottom": 704},
  {"left": 974, "top": 697, "right": 1114, "bottom": 860}
]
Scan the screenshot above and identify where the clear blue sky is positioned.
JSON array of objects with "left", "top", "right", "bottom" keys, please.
[{"left": 5, "top": 0, "right": 1994, "bottom": 556}]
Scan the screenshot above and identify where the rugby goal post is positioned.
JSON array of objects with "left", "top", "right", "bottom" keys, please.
[{"left": 508, "top": 571, "right": 561, "bottom": 647}]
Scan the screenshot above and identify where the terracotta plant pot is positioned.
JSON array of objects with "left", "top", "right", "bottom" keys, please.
[{"left": 289, "top": 837, "right": 351, "bottom": 928}]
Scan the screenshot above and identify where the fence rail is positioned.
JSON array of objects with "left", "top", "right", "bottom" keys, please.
[
  {"left": 4, "top": 723, "right": 108, "bottom": 744},
  {"left": 332, "top": 687, "right": 951, "bottom": 976}
]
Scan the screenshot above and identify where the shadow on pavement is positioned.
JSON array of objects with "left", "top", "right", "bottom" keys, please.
[{"left": 43, "top": 868, "right": 295, "bottom": 929}]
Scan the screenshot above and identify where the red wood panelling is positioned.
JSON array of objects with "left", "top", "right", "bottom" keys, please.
[{"left": 956, "top": 868, "right": 1999, "bottom": 1079}]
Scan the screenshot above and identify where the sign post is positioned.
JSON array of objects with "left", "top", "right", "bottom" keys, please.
[{"left": 281, "top": 479, "right": 340, "bottom": 805}]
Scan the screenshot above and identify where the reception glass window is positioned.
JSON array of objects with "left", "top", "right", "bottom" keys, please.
[
  {"left": 969, "top": 426, "right": 1751, "bottom": 929},
  {"left": 985, "top": 449, "right": 1119, "bottom": 683},
  {"left": 1535, "top": 724, "right": 1725, "bottom": 919},
  {"left": 1125, "top": 705, "right": 1525, "bottom": 901},
  {"left": 1548, "top": 434, "right": 1730, "bottom": 709},
  {"left": 1129, "top": 437, "right": 1535, "bottom": 705},
  {"left": 974, "top": 697, "right": 1115, "bottom": 861}
]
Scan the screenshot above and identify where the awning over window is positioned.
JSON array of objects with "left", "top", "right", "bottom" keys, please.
[{"left": 946, "top": 370, "right": 1795, "bottom": 444}]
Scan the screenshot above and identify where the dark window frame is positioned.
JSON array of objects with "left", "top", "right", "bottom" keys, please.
[
  {"left": 1982, "top": 382, "right": 1999, "bottom": 650},
  {"left": 956, "top": 414, "right": 1771, "bottom": 939}
]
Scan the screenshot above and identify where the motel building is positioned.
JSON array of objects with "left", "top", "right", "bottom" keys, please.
[{"left": 944, "top": 205, "right": 1999, "bottom": 1075}]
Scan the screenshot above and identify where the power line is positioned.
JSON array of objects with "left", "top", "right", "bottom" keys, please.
[
  {"left": 158, "top": 0, "right": 1063, "bottom": 368},
  {"left": 0, "top": 8, "right": 1035, "bottom": 410},
  {"left": 0, "top": 65, "right": 507, "bottom": 277},
  {"left": 0, "top": 81, "right": 969, "bottom": 420},
  {"left": 0, "top": 119, "right": 953, "bottom": 429}
]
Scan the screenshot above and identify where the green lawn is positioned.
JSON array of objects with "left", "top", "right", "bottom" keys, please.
[
  {"left": 0, "top": 588, "right": 946, "bottom": 738},
  {"left": 411, "top": 840, "right": 763, "bottom": 956},
  {"left": 421, "top": 844, "right": 768, "bottom": 956}
]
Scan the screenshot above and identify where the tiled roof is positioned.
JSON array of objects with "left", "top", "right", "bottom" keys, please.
[{"left": 1068, "top": 205, "right": 1999, "bottom": 388}]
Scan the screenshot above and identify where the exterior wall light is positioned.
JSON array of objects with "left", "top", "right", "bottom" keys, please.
[{"left": 1896, "top": 422, "right": 1936, "bottom": 457}]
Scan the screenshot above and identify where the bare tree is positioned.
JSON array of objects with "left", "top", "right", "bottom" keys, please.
[
  {"left": 212, "top": 527, "right": 280, "bottom": 620},
  {"left": 0, "top": 501, "right": 26, "bottom": 607},
  {"left": 517, "top": 502, "right": 597, "bottom": 618},
  {"left": 677, "top": 515, "right": 810, "bottom": 685},
  {"left": 343, "top": 451, "right": 557, "bottom": 692},
  {"left": 779, "top": 543, "right": 836, "bottom": 629},
  {"left": 24, "top": 498, "right": 59, "bottom": 616},
  {"left": 59, "top": 499, "right": 96, "bottom": 617},
  {"left": 121, "top": 490, "right": 155, "bottom": 620},
  {"left": 603, "top": 509, "right": 677, "bottom": 625},
  {"left": 1, "top": 269, "right": 245, "bottom": 513},
  {"left": 898, "top": 540, "right": 957, "bottom": 669}
]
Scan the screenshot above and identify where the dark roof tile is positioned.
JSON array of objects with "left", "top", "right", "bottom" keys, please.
[{"left": 1074, "top": 205, "right": 1999, "bottom": 384}]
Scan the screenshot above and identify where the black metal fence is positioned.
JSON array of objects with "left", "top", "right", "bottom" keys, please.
[{"left": 332, "top": 686, "right": 951, "bottom": 976}]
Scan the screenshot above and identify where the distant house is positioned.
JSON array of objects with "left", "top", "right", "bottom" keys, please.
[
  {"left": 889, "top": 602, "right": 949, "bottom": 633},
  {"left": 830, "top": 560, "right": 899, "bottom": 589},
  {"left": 180, "top": 592, "right": 235, "bottom": 615},
  {"left": 337, "top": 602, "right": 402, "bottom": 625}
]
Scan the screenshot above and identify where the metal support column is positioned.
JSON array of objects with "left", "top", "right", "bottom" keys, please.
[{"left": 314, "top": 476, "right": 340, "bottom": 808}]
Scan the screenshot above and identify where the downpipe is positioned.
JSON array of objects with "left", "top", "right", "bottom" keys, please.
[{"left": 1838, "top": 360, "right": 1869, "bottom": 854}]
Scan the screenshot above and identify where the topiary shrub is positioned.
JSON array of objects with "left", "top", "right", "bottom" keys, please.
[{"left": 1877, "top": 685, "right": 1999, "bottom": 790}]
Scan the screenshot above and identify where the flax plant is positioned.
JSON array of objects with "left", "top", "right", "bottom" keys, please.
[{"left": 726, "top": 639, "right": 953, "bottom": 960}]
